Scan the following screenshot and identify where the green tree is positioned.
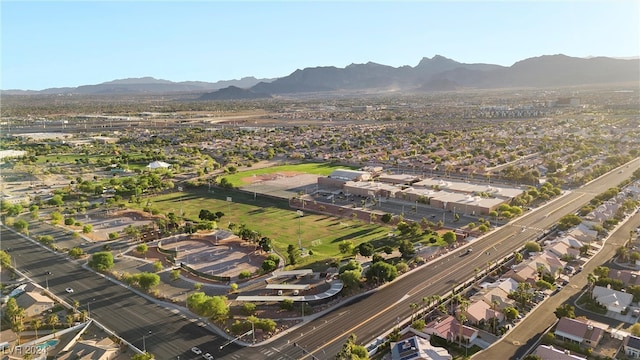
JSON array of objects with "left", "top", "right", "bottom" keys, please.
[
  {"left": 65, "top": 314, "right": 75, "bottom": 327},
  {"left": 514, "top": 252, "right": 523, "bottom": 263},
  {"left": 358, "top": 242, "right": 375, "bottom": 257},
  {"left": 0, "top": 250, "right": 11, "bottom": 268},
  {"left": 32, "top": 319, "right": 42, "bottom": 339},
  {"left": 89, "top": 251, "right": 114, "bottom": 272},
  {"left": 554, "top": 304, "right": 576, "bottom": 319},
  {"left": 153, "top": 261, "right": 163, "bottom": 272},
  {"left": 629, "top": 323, "right": 640, "bottom": 336},
  {"left": 286, "top": 244, "right": 300, "bottom": 265},
  {"left": 82, "top": 224, "right": 93, "bottom": 234},
  {"left": 338, "top": 240, "right": 355, "bottom": 255},
  {"left": 411, "top": 319, "right": 426, "bottom": 331},
  {"left": 4, "top": 298, "right": 21, "bottom": 323},
  {"left": 366, "top": 261, "right": 398, "bottom": 283},
  {"left": 261, "top": 259, "right": 277, "bottom": 272},
  {"left": 280, "top": 298, "right": 294, "bottom": 311},
  {"left": 339, "top": 259, "right": 362, "bottom": 274},
  {"left": 170, "top": 269, "right": 181, "bottom": 281},
  {"left": 48, "top": 194, "right": 64, "bottom": 207},
  {"left": 503, "top": 306, "right": 519, "bottom": 321},
  {"left": 13, "top": 219, "right": 29, "bottom": 234},
  {"left": 47, "top": 313, "right": 59, "bottom": 331},
  {"left": 50, "top": 211, "right": 63, "bottom": 225},
  {"left": 136, "top": 243, "right": 149, "bottom": 255},
  {"left": 524, "top": 241, "right": 542, "bottom": 253},
  {"left": 339, "top": 270, "right": 363, "bottom": 291},
  {"left": 442, "top": 231, "right": 456, "bottom": 245},
  {"left": 397, "top": 240, "right": 415, "bottom": 258},
  {"left": 241, "top": 303, "right": 256, "bottom": 316},
  {"left": 69, "top": 247, "right": 85, "bottom": 259},
  {"left": 136, "top": 272, "right": 160, "bottom": 290},
  {"left": 381, "top": 213, "right": 393, "bottom": 223}
]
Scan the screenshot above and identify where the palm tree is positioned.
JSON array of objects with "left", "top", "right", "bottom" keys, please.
[
  {"left": 409, "top": 303, "right": 419, "bottom": 321},
  {"left": 32, "top": 319, "right": 42, "bottom": 340},
  {"left": 492, "top": 300, "right": 500, "bottom": 334},
  {"left": 422, "top": 297, "right": 430, "bottom": 311},
  {"left": 450, "top": 294, "right": 463, "bottom": 315},
  {"left": 47, "top": 313, "right": 59, "bottom": 332},
  {"left": 456, "top": 313, "right": 467, "bottom": 348},
  {"left": 80, "top": 310, "right": 89, "bottom": 322},
  {"left": 587, "top": 273, "right": 597, "bottom": 298},
  {"left": 65, "top": 314, "right": 75, "bottom": 327},
  {"left": 13, "top": 321, "right": 25, "bottom": 345}
]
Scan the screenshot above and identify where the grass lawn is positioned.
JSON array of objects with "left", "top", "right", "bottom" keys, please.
[
  {"left": 221, "top": 162, "right": 358, "bottom": 187},
  {"left": 135, "top": 187, "right": 391, "bottom": 270}
]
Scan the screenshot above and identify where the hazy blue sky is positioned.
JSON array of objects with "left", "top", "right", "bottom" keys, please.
[{"left": 2, "top": 1, "right": 639, "bottom": 90}]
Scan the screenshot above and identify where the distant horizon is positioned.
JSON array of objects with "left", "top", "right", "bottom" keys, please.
[
  {"left": 3, "top": 53, "right": 640, "bottom": 92},
  {"left": 3, "top": 1, "right": 639, "bottom": 91}
]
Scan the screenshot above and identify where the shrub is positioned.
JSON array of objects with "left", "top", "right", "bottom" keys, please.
[
  {"left": 239, "top": 270, "right": 252, "bottom": 280},
  {"left": 280, "top": 298, "right": 294, "bottom": 311},
  {"left": 241, "top": 303, "right": 256, "bottom": 316}
]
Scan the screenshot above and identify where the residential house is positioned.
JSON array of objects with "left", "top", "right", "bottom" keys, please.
[
  {"left": 391, "top": 336, "right": 452, "bottom": 360},
  {"left": 623, "top": 335, "right": 640, "bottom": 359},
  {"left": 534, "top": 345, "right": 587, "bottom": 360},
  {"left": 503, "top": 263, "right": 539, "bottom": 284},
  {"left": 585, "top": 201, "right": 621, "bottom": 223},
  {"left": 503, "top": 251, "right": 566, "bottom": 283},
  {"left": 567, "top": 224, "right": 598, "bottom": 243},
  {"left": 608, "top": 269, "right": 640, "bottom": 287},
  {"left": 463, "top": 300, "right": 503, "bottom": 326},
  {"left": 547, "top": 241, "right": 580, "bottom": 261},
  {"left": 14, "top": 291, "right": 55, "bottom": 318},
  {"left": 471, "top": 283, "right": 515, "bottom": 311},
  {"left": 56, "top": 338, "right": 120, "bottom": 360},
  {"left": 553, "top": 317, "right": 607, "bottom": 348},
  {"left": 592, "top": 285, "right": 634, "bottom": 313},
  {"left": 424, "top": 315, "right": 478, "bottom": 345}
]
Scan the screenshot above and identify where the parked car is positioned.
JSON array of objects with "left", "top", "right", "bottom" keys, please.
[
  {"left": 65, "top": 287, "right": 74, "bottom": 293},
  {"left": 191, "top": 347, "right": 202, "bottom": 355},
  {"left": 203, "top": 353, "right": 214, "bottom": 360}
]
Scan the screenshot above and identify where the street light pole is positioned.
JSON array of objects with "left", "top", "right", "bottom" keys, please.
[
  {"left": 143, "top": 330, "right": 151, "bottom": 353},
  {"left": 87, "top": 298, "right": 95, "bottom": 318}
]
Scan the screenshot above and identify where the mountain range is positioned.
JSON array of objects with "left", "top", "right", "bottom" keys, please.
[{"left": 4, "top": 54, "right": 639, "bottom": 98}]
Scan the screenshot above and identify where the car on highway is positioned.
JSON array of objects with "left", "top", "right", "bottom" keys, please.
[
  {"left": 45, "top": 271, "right": 52, "bottom": 275},
  {"left": 65, "top": 287, "right": 74, "bottom": 293},
  {"left": 203, "top": 353, "right": 214, "bottom": 360},
  {"left": 191, "top": 347, "right": 202, "bottom": 355}
]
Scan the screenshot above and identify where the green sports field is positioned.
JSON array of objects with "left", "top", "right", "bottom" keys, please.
[
  {"left": 135, "top": 185, "right": 392, "bottom": 270},
  {"left": 221, "top": 162, "right": 357, "bottom": 187}
]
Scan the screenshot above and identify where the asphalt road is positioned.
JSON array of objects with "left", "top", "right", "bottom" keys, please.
[
  {"left": 1, "top": 224, "right": 243, "bottom": 360},
  {"left": 3, "top": 158, "right": 638, "bottom": 360},
  {"left": 218, "top": 158, "right": 640, "bottom": 360},
  {"left": 479, "top": 211, "right": 640, "bottom": 360}
]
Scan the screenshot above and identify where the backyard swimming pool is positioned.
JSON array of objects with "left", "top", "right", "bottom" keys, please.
[{"left": 36, "top": 339, "right": 59, "bottom": 350}]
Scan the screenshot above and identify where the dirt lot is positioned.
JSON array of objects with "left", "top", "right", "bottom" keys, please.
[
  {"left": 159, "top": 234, "right": 265, "bottom": 280},
  {"left": 239, "top": 173, "right": 320, "bottom": 199}
]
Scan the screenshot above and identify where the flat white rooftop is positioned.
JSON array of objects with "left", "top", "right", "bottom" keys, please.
[
  {"left": 265, "top": 284, "right": 310, "bottom": 290},
  {"left": 272, "top": 269, "right": 313, "bottom": 277}
]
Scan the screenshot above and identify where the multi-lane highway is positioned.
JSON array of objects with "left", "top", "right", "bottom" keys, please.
[
  {"left": 218, "top": 158, "right": 640, "bottom": 360},
  {"left": 1, "top": 224, "right": 242, "bottom": 359},
  {"left": 3, "top": 158, "right": 638, "bottom": 360}
]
